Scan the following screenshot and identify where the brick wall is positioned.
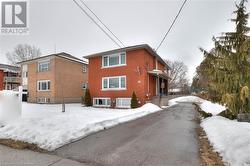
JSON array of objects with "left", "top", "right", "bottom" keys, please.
[
  {"left": 26, "top": 56, "right": 87, "bottom": 103},
  {"left": 88, "top": 48, "right": 167, "bottom": 106},
  {"left": 0, "top": 70, "right": 4, "bottom": 90}
]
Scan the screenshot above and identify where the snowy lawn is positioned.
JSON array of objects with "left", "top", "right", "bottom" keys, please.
[
  {"left": 0, "top": 103, "right": 161, "bottom": 151},
  {"left": 201, "top": 116, "right": 250, "bottom": 166},
  {"left": 168, "top": 96, "right": 226, "bottom": 115}
]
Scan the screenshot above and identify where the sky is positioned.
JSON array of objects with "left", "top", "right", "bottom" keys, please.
[{"left": 0, "top": 0, "right": 249, "bottom": 82}]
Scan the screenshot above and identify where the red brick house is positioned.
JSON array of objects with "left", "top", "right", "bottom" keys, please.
[
  {"left": 0, "top": 64, "right": 20, "bottom": 90},
  {"left": 0, "top": 69, "right": 4, "bottom": 90},
  {"left": 85, "top": 44, "right": 170, "bottom": 108}
]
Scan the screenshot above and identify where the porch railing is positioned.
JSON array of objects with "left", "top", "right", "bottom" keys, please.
[{"left": 4, "top": 76, "right": 21, "bottom": 83}]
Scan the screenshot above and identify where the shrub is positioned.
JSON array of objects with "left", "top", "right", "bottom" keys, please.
[
  {"left": 84, "top": 89, "right": 92, "bottom": 106},
  {"left": 131, "top": 91, "right": 139, "bottom": 108}
]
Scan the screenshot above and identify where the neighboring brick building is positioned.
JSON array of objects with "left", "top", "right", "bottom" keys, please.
[
  {"left": 0, "top": 69, "right": 4, "bottom": 90},
  {"left": 19, "top": 53, "right": 88, "bottom": 103},
  {"left": 85, "top": 44, "right": 170, "bottom": 108},
  {"left": 0, "top": 64, "right": 20, "bottom": 90}
]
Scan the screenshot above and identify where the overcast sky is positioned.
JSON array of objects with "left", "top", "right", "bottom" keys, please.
[{"left": 0, "top": 0, "right": 249, "bottom": 81}]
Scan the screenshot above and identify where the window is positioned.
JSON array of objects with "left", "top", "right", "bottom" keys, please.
[
  {"left": 116, "top": 98, "right": 131, "bottom": 108},
  {"left": 37, "top": 80, "right": 50, "bottom": 91},
  {"left": 102, "top": 52, "right": 126, "bottom": 68},
  {"left": 82, "top": 83, "right": 88, "bottom": 89},
  {"left": 93, "top": 98, "right": 111, "bottom": 107},
  {"left": 38, "top": 60, "right": 50, "bottom": 72},
  {"left": 102, "top": 76, "right": 126, "bottom": 90},
  {"left": 37, "top": 98, "right": 50, "bottom": 103},
  {"left": 109, "top": 77, "right": 119, "bottom": 88},
  {"left": 83, "top": 65, "right": 87, "bottom": 72}
]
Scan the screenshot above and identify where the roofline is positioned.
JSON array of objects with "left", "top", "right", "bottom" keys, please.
[
  {"left": 17, "top": 52, "right": 87, "bottom": 65},
  {"left": 84, "top": 44, "right": 170, "bottom": 69},
  {"left": 0, "top": 63, "right": 20, "bottom": 68}
]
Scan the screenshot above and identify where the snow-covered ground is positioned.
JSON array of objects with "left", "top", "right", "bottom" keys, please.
[
  {"left": 168, "top": 96, "right": 226, "bottom": 115},
  {"left": 201, "top": 116, "right": 250, "bottom": 166},
  {"left": 0, "top": 103, "right": 161, "bottom": 151},
  {"left": 171, "top": 96, "right": 250, "bottom": 166}
]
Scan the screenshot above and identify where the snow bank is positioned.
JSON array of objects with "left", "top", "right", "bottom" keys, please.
[
  {"left": 0, "top": 90, "right": 22, "bottom": 125},
  {"left": 201, "top": 116, "right": 250, "bottom": 166},
  {"left": 168, "top": 96, "right": 205, "bottom": 106},
  {"left": 0, "top": 103, "right": 161, "bottom": 151},
  {"left": 200, "top": 101, "right": 226, "bottom": 115},
  {"left": 169, "top": 96, "right": 225, "bottom": 115}
]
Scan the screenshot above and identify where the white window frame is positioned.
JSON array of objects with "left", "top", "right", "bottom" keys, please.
[
  {"left": 102, "top": 76, "right": 126, "bottom": 91},
  {"left": 102, "top": 52, "right": 126, "bottom": 68},
  {"left": 116, "top": 98, "right": 131, "bottom": 108},
  {"left": 93, "top": 98, "right": 111, "bottom": 107},
  {"left": 38, "top": 59, "right": 50, "bottom": 72},
  {"left": 37, "top": 80, "right": 51, "bottom": 91},
  {"left": 37, "top": 97, "right": 50, "bottom": 103}
]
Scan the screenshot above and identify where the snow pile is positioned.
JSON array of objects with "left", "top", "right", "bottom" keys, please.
[
  {"left": 0, "top": 90, "right": 22, "bottom": 125},
  {"left": 0, "top": 103, "right": 161, "bottom": 151},
  {"left": 201, "top": 116, "right": 250, "bottom": 166},
  {"left": 168, "top": 96, "right": 205, "bottom": 106},
  {"left": 168, "top": 96, "right": 225, "bottom": 115},
  {"left": 200, "top": 101, "right": 226, "bottom": 115}
]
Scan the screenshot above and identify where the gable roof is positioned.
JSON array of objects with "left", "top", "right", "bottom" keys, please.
[
  {"left": 0, "top": 63, "right": 20, "bottom": 73},
  {"left": 84, "top": 44, "right": 170, "bottom": 69},
  {"left": 18, "top": 52, "right": 88, "bottom": 65}
]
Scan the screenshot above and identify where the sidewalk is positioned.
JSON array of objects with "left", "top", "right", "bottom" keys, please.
[{"left": 0, "top": 145, "right": 87, "bottom": 166}]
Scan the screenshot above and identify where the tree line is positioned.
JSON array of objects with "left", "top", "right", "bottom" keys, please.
[{"left": 192, "top": 0, "right": 250, "bottom": 117}]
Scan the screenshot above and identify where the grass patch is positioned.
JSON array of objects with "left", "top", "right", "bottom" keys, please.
[
  {"left": 0, "top": 139, "right": 47, "bottom": 153},
  {"left": 196, "top": 127, "right": 224, "bottom": 166},
  {"left": 193, "top": 103, "right": 224, "bottom": 165}
]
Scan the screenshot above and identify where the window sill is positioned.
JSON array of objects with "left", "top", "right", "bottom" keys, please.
[
  {"left": 37, "top": 90, "right": 51, "bottom": 92},
  {"left": 37, "top": 69, "right": 50, "bottom": 73},
  {"left": 93, "top": 105, "right": 111, "bottom": 107},
  {"left": 101, "top": 64, "right": 127, "bottom": 69},
  {"left": 101, "top": 88, "right": 127, "bottom": 91},
  {"left": 116, "top": 106, "right": 131, "bottom": 109}
]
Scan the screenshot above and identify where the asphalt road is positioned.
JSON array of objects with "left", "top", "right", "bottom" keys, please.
[{"left": 55, "top": 103, "right": 201, "bottom": 166}]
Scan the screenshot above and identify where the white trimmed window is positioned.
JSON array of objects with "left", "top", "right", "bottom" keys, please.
[
  {"left": 38, "top": 60, "right": 50, "bottom": 72},
  {"left": 37, "top": 98, "right": 50, "bottom": 103},
  {"left": 116, "top": 98, "right": 131, "bottom": 108},
  {"left": 37, "top": 80, "right": 51, "bottom": 91},
  {"left": 93, "top": 98, "right": 111, "bottom": 107},
  {"left": 102, "top": 52, "right": 126, "bottom": 68},
  {"left": 102, "top": 76, "right": 126, "bottom": 90}
]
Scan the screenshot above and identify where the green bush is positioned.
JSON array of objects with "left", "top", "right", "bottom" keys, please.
[
  {"left": 131, "top": 91, "right": 139, "bottom": 109},
  {"left": 84, "top": 89, "right": 92, "bottom": 106}
]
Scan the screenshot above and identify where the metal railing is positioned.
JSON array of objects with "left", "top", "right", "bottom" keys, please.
[{"left": 4, "top": 76, "right": 21, "bottom": 83}]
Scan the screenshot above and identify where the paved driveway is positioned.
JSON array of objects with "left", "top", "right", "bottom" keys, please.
[
  {"left": 0, "top": 103, "right": 200, "bottom": 166},
  {"left": 55, "top": 103, "right": 200, "bottom": 166}
]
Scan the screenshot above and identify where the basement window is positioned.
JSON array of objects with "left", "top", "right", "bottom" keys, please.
[
  {"left": 37, "top": 98, "right": 50, "bottom": 103},
  {"left": 116, "top": 98, "right": 131, "bottom": 108},
  {"left": 93, "top": 98, "right": 111, "bottom": 107}
]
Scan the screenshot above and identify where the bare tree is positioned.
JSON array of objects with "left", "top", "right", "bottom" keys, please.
[
  {"left": 165, "top": 60, "right": 189, "bottom": 90},
  {"left": 6, "top": 44, "right": 41, "bottom": 66}
]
